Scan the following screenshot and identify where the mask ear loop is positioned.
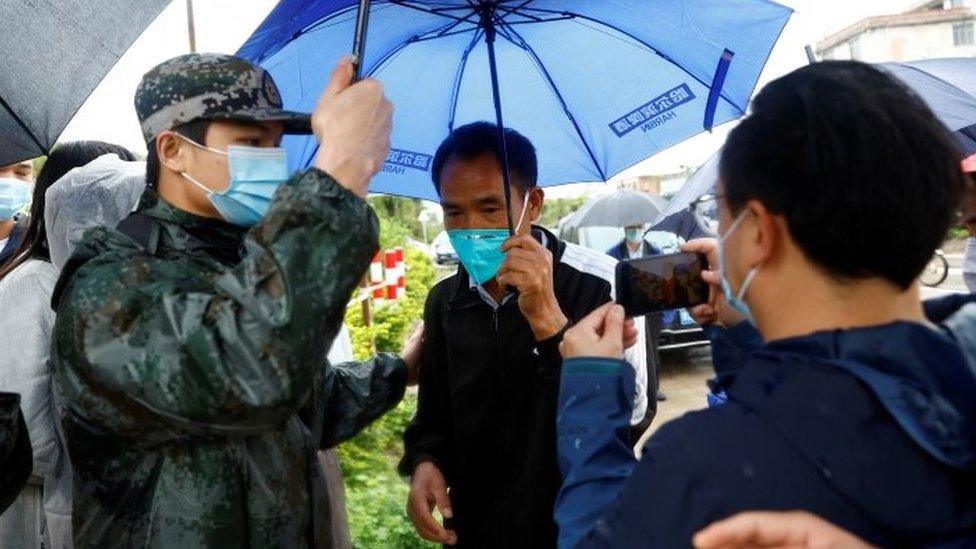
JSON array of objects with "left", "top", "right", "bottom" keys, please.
[
  {"left": 720, "top": 209, "right": 761, "bottom": 300},
  {"left": 736, "top": 265, "right": 760, "bottom": 302},
  {"left": 180, "top": 171, "right": 215, "bottom": 196},
  {"left": 513, "top": 190, "right": 532, "bottom": 233},
  {"left": 173, "top": 133, "right": 231, "bottom": 196}
]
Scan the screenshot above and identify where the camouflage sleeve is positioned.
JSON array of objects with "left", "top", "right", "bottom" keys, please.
[
  {"left": 318, "top": 353, "right": 408, "bottom": 449},
  {"left": 52, "top": 169, "right": 378, "bottom": 439}
]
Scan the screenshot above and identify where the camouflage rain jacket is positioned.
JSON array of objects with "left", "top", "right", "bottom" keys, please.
[{"left": 50, "top": 169, "right": 405, "bottom": 547}]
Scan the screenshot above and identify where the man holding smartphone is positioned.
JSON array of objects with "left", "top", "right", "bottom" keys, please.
[
  {"left": 554, "top": 61, "right": 976, "bottom": 547},
  {"left": 400, "top": 122, "right": 647, "bottom": 547}
]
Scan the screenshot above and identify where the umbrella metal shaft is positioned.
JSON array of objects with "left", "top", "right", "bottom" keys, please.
[
  {"left": 481, "top": 6, "right": 517, "bottom": 235},
  {"left": 352, "top": 0, "right": 372, "bottom": 81}
]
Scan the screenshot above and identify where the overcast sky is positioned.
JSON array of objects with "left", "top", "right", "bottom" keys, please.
[{"left": 59, "top": 0, "right": 920, "bottom": 195}]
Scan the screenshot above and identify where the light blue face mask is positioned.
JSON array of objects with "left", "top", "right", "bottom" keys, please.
[
  {"left": 179, "top": 136, "right": 289, "bottom": 227},
  {"left": 0, "top": 177, "right": 31, "bottom": 221},
  {"left": 447, "top": 196, "right": 531, "bottom": 285},
  {"left": 718, "top": 210, "right": 760, "bottom": 321}
]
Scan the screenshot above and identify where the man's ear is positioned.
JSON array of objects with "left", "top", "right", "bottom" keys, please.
[
  {"left": 747, "top": 199, "right": 779, "bottom": 266},
  {"left": 528, "top": 187, "right": 545, "bottom": 221},
  {"left": 156, "top": 131, "right": 188, "bottom": 174}
]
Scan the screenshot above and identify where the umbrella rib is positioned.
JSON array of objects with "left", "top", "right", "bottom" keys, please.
[
  {"left": 518, "top": 6, "right": 745, "bottom": 114},
  {"left": 499, "top": 21, "right": 608, "bottom": 181},
  {"left": 360, "top": 16, "right": 476, "bottom": 75},
  {"left": 387, "top": 0, "right": 475, "bottom": 23},
  {"left": 0, "top": 95, "right": 48, "bottom": 156},
  {"left": 292, "top": 3, "right": 396, "bottom": 42},
  {"left": 448, "top": 28, "right": 486, "bottom": 132},
  {"left": 495, "top": 0, "right": 540, "bottom": 22}
]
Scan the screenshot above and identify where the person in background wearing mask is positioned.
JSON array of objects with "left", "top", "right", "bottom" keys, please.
[
  {"left": 50, "top": 54, "right": 417, "bottom": 547},
  {"left": 553, "top": 61, "right": 976, "bottom": 547},
  {"left": 607, "top": 225, "right": 667, "bottom": 411},
  {"left": 0, "top": 161, "right": 34, "bottom": 263},
  {"left": 400, "top": 122, "right": 646, "bottom": 548},
  {"left": 0, "top": 141, "right": 137, "bottom": 549}
]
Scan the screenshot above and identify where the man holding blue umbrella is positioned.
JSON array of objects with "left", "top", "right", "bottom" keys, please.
[
  {"left": 49, "top": 54, "right": 420, "bottom": 547},
  {"left": 400, "top": 122, "right": 647, "bottom": 548}
]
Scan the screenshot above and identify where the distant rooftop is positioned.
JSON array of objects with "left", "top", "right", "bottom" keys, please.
[{"left": 816, "top": 1, "right": 973, "bottom": 53}]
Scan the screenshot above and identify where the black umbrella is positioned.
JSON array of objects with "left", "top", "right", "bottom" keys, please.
[{"left": 0, "top": 0, "right": 173, "bottom": 166}]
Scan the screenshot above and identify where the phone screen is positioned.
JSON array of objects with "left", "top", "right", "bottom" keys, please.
[{"left": 615, "top": 252, "right": 708, "bottom": 317}]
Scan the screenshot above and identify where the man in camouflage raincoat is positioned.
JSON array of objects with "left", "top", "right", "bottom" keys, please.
[{"left": 50, "top": 54, "right": 407, "bottom": 547}]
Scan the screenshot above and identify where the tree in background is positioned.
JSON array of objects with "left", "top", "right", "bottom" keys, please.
[{"left": 536, "top": 196, "right": 587, "bottom": 229}]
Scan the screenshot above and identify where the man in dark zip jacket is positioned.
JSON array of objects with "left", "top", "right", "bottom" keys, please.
[
  {"left": 399, "top": 123, "right": 647, "bottom": 548},
  {"left": 554, "top": 62, "right": 976, "bottom": 548}
]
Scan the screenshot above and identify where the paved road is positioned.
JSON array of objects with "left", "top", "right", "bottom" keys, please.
[{"left": 645, "top": 251, "right": 971, "bottom": 444}]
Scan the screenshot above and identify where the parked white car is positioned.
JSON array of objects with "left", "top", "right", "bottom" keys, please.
[{"left": 430, "top": 231, "right": 458, "bottom": 265}]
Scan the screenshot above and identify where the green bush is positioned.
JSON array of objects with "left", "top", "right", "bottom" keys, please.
[
  {"left": 340, "top": 396, "right": 432, "bottom": 548},
  {"left": 948, "top": 226, "right": 969, "bottom": 241},
  {"left": 339, "top": 217, "right": 439, "bottom": 548}
]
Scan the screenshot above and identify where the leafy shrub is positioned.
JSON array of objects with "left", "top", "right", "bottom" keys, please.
[{"left": 339, "top": 216, "right": 439, "bottom": 548}]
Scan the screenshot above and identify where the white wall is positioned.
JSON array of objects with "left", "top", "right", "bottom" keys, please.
[{"left": 822, "top": 18, "right": 976, "bottom": 62}]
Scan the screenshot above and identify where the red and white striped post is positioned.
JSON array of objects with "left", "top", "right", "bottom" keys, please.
[
  {"left": 369, "top": 251, "right": 385, "bottom": 299},
  {"left": 384, "top": 249, "right": 400, "bottom": 300},
  {"left": 395, "top": 246, "right": 406, "bottom": 290}
]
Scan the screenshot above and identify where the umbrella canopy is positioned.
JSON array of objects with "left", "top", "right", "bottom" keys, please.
[
  {"left": 239, "top": 0, "right": 792, "bottom": 202},
  {"left": 0, "top": 0, "right": 172, "bottom": 166},
  {"left": 570, "top": 189, "right": 666, "bottom": 228},
  {"left": 883, "top": 58, "right": 976, "bottom": 156},
  {"left": 650, "top": 208, "right": 714, "bottom": 240},
  {"left": 652, "top": 57, "right": 976, "bottom": 226}
]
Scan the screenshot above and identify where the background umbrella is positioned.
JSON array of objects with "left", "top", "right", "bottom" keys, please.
[
  {"left": 239, "top": 0, "right": 792, "bottom": 231},
  {"left": 569, "top": 189, "right": 666, "bottom": 228},
  {"left": 652, "top": 57, "right": 976, "bottom": 227},
  {"left": 0, "top": 0, "right": 172, "bottom": 166}
]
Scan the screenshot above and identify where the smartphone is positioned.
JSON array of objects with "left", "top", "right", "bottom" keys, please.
[{"left": 615, "top": 252, "right": 708, "bottom": 317}]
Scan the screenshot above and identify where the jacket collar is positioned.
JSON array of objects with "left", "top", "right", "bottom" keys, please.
[{"left": 135, "top": 190, "right": 247, "bottom": 266}]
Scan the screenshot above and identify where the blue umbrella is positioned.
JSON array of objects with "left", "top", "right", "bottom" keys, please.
[
  {"left": 652, "top": 57, "right": 976, "bottom": 228},
  {"left": 239, "top": 0, "right": 792, "bottom": 229}
]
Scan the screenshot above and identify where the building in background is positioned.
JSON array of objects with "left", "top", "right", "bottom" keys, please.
[
  {"left": 616, "top": 169, "right": 693, "bottom": 199},
  {"left": 816, "top": 0, "right": 975, "bottom": 62}
]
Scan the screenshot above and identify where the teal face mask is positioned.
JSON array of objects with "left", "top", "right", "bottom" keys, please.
[
  {"left": 179, "top": 136, "right": 289, "bottom": 227},
  {"left": 447, "top": 196, "right": 531, "bottom": 285},
  {"left": 448, "top": 229, "right": 510, "bottom": 284}
]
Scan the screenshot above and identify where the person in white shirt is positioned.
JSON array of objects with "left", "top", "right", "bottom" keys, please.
[{"left": 0, "top": 142, "right": 138, "bottom": 549}]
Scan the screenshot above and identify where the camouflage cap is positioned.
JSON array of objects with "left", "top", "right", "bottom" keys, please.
[{"left": 135, "top": 53, "right": 311, "bottom": 143}]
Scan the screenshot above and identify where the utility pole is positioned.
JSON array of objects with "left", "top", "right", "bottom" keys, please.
[
  {"left": 805, "top": 45, "right": 818, "bottom": 65},
  {"left": 186, "top": 0, "right": 197, "bottom": 53}
]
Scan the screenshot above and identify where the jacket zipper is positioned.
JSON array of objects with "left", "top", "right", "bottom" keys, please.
[{"left": 491, "top": 305, "right": 513, "bottom": 481}]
